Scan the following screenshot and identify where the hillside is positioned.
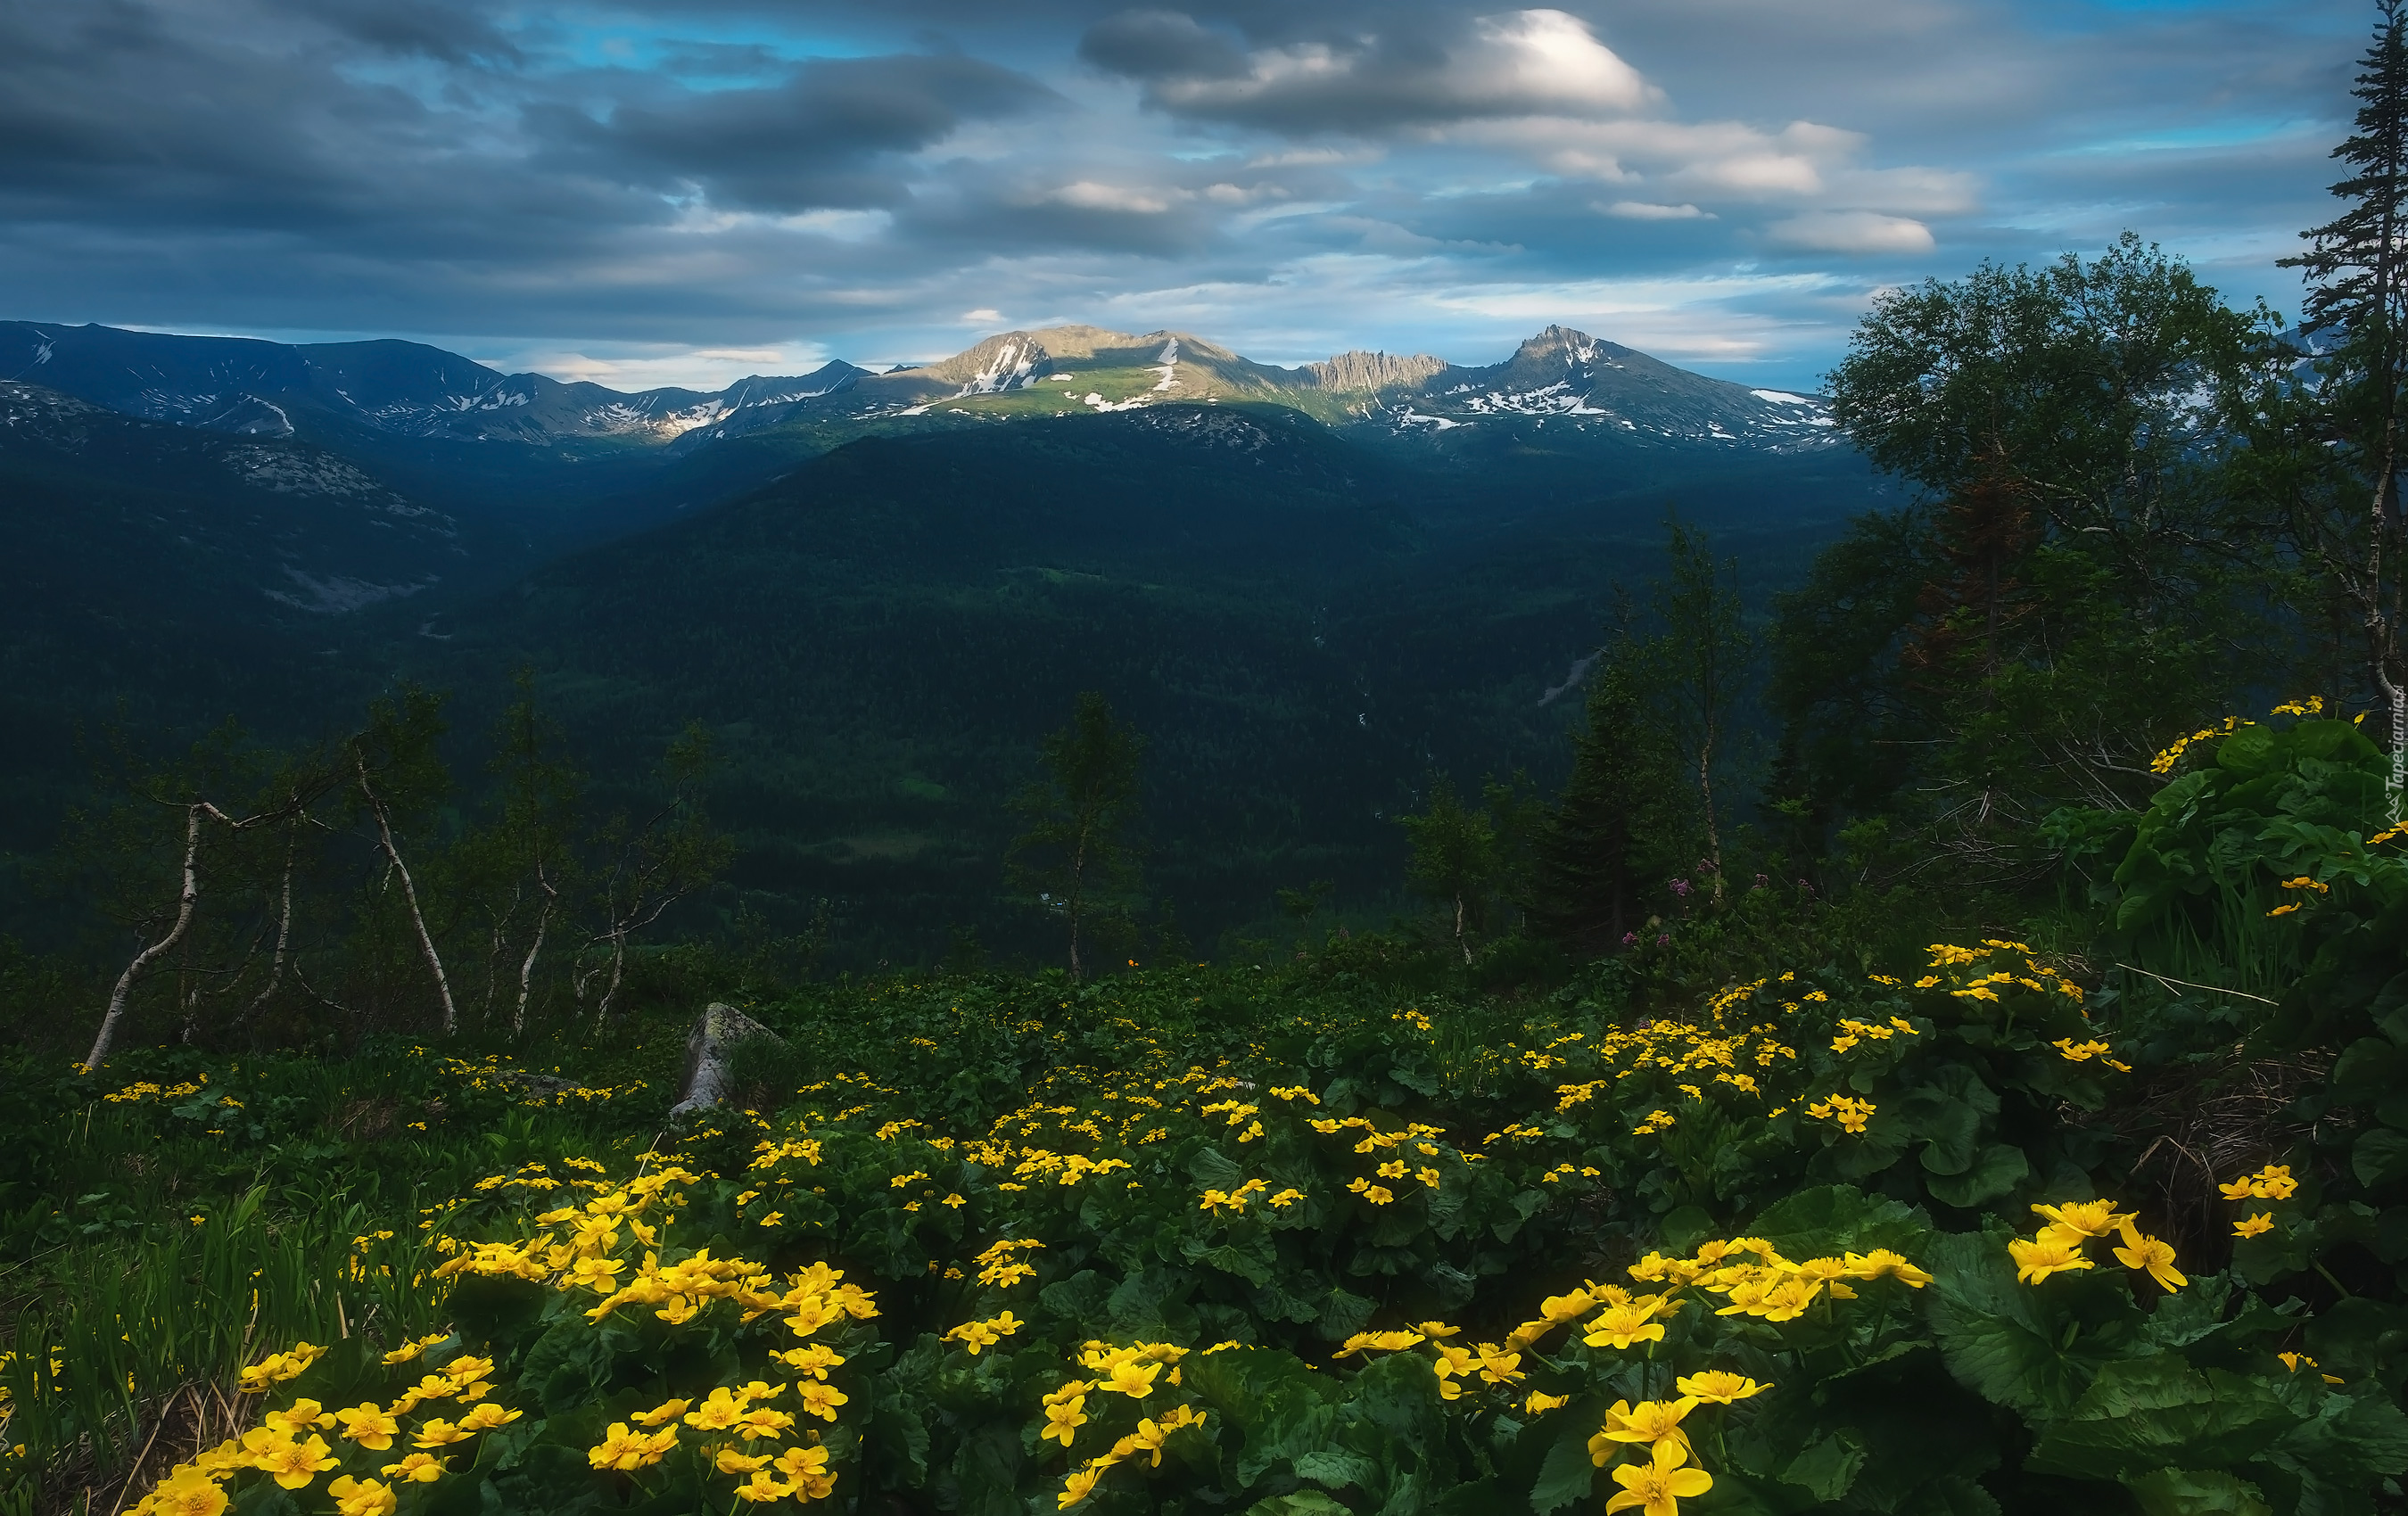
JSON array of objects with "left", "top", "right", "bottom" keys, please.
[
  {"left": 418, "top": 404, "right": 1873, "bottom": 958},
  {"left": 0, "top": 318, "right": 1881, "bottom": 956}
]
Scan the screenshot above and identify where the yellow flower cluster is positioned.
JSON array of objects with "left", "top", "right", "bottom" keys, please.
[
  {"left": 136, "top": 1341, "right": 514, "bottom": 1516},
  {"left": 1828, "top": 1017, "right": 1919, "bottom": 1054},
  {"left": 103, "top": 1075, "right": 209, "bottom": 1104},
  {"left": 1805, "top": 1095, "right": 1876, "bottom": 1134},
  {"left": 944, "top": 1311, "right": 1026, "bottom": 1355},
  {"left": 2008, "top": 1200, "right": 2185, "bottom": 1292},
  {"left": 1042, "top": 1342, "right": 1209, "bottom": 1509},
  {"left": 1916, "top": 941, "right": 2086, "bottom": 1008},
  {"left": 2222, "top": 1164, "right": 2298, "bottom": 1239},
  {"left": 974, "top": 1237, "right": 1046, "bottom": 1286}
]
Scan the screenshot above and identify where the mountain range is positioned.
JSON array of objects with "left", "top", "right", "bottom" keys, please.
[
  {"left": 0, "top": 316, "right": 1883, "bottom": 960},
  {"left": 0, "top": 318, "right": 1835, "bottom": 456}
]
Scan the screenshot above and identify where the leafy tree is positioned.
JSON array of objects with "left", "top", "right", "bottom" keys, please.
[
  {"left": 345, "top": 686, "right": 458, "bottom": 1034},
  {"left": 2282, "top": 0, "right": 2408, "bottom": 813},
  {"left": 575, "top": 721, "right": 731, "bottom": 1024},
  {"left": 1400, "top": 774, "right": 1500, "bottom": 965},
  {"left": 1794, "top": 236, "right": 2281, "bottom": 873},
  {"left": 1007, "top": 692, "right": 1146, "bottom": 981},
  {"left": 1653, "top": 517, "right": 1751, "bottom": 900},
  {"left": 1526, "top": 639, "right": 1689, "bottom": 955},
  {"left": 455, "top": 671, "right": 581, "bottom": 1034}
]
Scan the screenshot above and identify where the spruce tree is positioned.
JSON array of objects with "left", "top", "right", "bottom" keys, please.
[
  {"left": 1527, "top": 646, "right": 1686, "bottom": 955},
  {"left": 2286, "top": 0, "right": 2408, "bottom": 812}
]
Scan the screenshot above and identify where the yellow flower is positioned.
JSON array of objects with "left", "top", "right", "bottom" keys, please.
[
  {"left": 1675, "top": 1372, "right": 1768, "bottom": 1404},
  {"left": 2112, "top": 1218, "right": 2187, "bottom": 1292},
  {"left": 730, "top": 1471, "right": 789, "bottom": 1504},
  {"left": 2218, "top": 1178, "right": 2258, "bottom": 1200},
  {"left": 1592, "top": 1399, "right": 1697, "bottom": 1462},
  {"left": 2008, "top": 1233, "right": 2093, "bottom": 1286},
  {"left": 632, "top": 1398, "right": 690, "bottom": 1428},
  {"left": 2233, "top": 1213, "right": 2275, "bottom": 1239},
  {"left": 797, "top": 1381, "right": 848, "bottom": 1421},
  {"left": 1604, "top": 1440, "right": 1713, "bottom": 1516},
  {"left": 717, "top": 1449, "right": 772, "bottom": 1474},
  {"left": 1043, "top": 1394, "right": 1089, "bottom": 1446},
  {"left": 1524, "top": 1392, "right": 1570, "bottom": 1414},
  {"left": 1059, "top": 1465, "right": 1104, "bottom": 1509},
  {"left": 775, "top": 1443, "right": 837, "bottom": 1500},
  {"left": 378, "top": 1453, "right": 447, "bottom": 1483},
  {"left": 1583, "top": 1303, "right": 1668, "bottom": 1351},
  {"left": 262, "top": 1400, "right": 335, "bottom": 1435},
  {"left": 458, "top": 1403, "right": 521, "bottom": 1432},
  {"left": 736, "top": 1405, "right": 797, "bottom": 1442},
  {"left": 587, "top": 1422, "right": 678, "bottom": 1471},
  {"left": 412, "top": 1420, "right": 474, "bottom": 1449},
  {"left": 146, "top": 1475, "right": 228, "bottom": 1516},
  {"left": 245, "top": 1432, "right": 338, "bottom": 1489},
  {"left": 2029, "top": 1199, "right": 2131, "bottom": 1240},
  {"left": 334, "top": 1403, "right": 399, "bottom": 1450},
  {"left": 327, "top": 1476, "right": 398, "bottom": 1516},
  {"left": 1102, "top": 1360, "right": 1162, "bottom": 1398},
  {"left": 686, "top": 1388, "right": 748, "bottom": 1431}
]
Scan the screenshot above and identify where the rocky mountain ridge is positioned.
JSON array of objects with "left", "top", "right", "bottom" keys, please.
[{"left": 0, "top": 318, "right": 1834, "bottom": 458}]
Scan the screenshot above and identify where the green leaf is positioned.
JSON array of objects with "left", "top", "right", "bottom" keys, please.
[
  {"left": 1925, "top": 1144, "right": 2028, "bottom": 1208},
  {"left": 1249, "top": 1495, "right": 1355, "bottom": 1516},
  {"left": 1922, "top": 1231, "right": 2086, "bottom": 1415},
  {"left": 2271, "top": 1386, "right": 2408, "bottom": 1486},
  {"left": 1528, "top": 1413, "right": 1597, "bottom": 1516},
  {"left": 1781, "top": 1430, "right": 1867, "bottom": 1502},
  {"left": 1747, "top": 1183, "right": 1927, "bottom": 1261},
  {"left": 1296, "top": 1449, "right": 1381, "bottom": 1492},
  {"left": 2025, "top": 1354, "right": 2298, "bottom": 1480},
  {"left": 2354, "top": 1128, "right": 2408, "bottom": 1189},
  {"left": 2123, "top": 1469, "right": 2272, "bottom": 1516}
]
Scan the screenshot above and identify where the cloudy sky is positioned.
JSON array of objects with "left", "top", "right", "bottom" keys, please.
[{"left": 0, "top": 0, "right": 2370, "bottom": 391}]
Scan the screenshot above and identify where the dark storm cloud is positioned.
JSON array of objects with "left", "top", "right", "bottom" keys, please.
[
  {"left": 285, "top": 0, "right": 525, "bottom": 64},
  {"left": 1078, "top": 11, "right": 1250, "bottom": 82},
  {"left": 528, "top": 54, "right": 1055, "bottom": 212}
]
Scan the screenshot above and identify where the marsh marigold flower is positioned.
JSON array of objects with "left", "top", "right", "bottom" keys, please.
[
  {"left": 2008, "top": 1233, "right": 2093, "bottom": 1286},
  {"left": 334, "top": 1403, "right": 399, "bottom": 1449},
  {"left": 2234, "top": 1213, "right": 2276, "bottom": 1239},
  {"left": 378, "top": 1454, "right": 446, "bottom": 1483},
  {"left": 1605, "top": 1441, "right": 1713, "bottom": 1516},
  {"left": 327, "top": 1476, "right": 398, "bottom": 1516},
  {"left": 2112, "top": 1218, "right": 2187, "bottom": 1292},
  {"left": 1675, "top": 1371, "right": 1768, "bottom": 1404},
  {"left": 587, "top": 1422, "right": 677, "bottom": 1471},
  {"left": 2030, "top": 1199, "right": 2132, "bottom": 1240},
  {"left": 1591, "top": 1399, "right": 1697, "bottom": 1462}
]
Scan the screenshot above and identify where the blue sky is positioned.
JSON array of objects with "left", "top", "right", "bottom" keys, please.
[{"left": 0, "top": 0, "right": 2371, "bottom": 391}]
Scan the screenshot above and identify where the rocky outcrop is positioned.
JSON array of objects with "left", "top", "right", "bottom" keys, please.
[{"left": 669, "top": 1002, "right": 785, "bottom": 1118}]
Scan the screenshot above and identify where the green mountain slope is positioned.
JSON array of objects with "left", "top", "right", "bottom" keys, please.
[{"left": 425, "top": 405, "right": 1876, "bottom": 961}]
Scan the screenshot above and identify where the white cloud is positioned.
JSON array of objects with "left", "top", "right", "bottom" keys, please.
[
  {"left": 1602, "top": 201, "right": 1711, "bottom": 219},
  {"left": 1132, "top": 10, "right": 1657, "bottom": 132},
  {"left": 1768, "top": 210, "right": 1936, "bottom": 254},
  {"left": 1043, "top": 180, "right": 1179, "bottom": 214},
  {"left": 959, "top": 308, "right": 1004, "bottom": 324}
]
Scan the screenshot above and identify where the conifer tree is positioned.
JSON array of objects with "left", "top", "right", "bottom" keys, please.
[
  {"left": 1526, "top": 643, "right": 1686, "bottom": 955},
  {"left": 2286, "top": 0, "right": 2408, "bottom": 813}
]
